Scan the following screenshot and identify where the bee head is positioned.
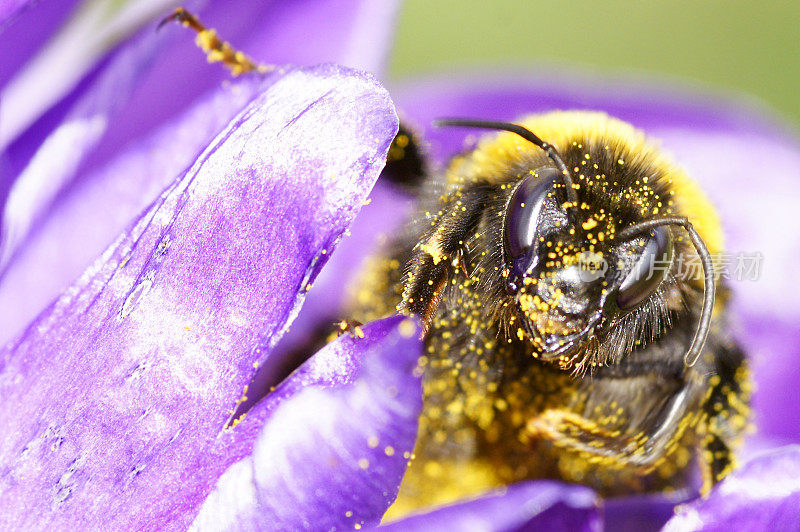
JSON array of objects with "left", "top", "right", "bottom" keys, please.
[{"left": 435, "top": 118, "right": 716, "bottom": 369}]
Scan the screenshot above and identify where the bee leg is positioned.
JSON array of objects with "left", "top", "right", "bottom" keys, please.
[
  {"left": 699, "top": 339, "right": 751, "bottom": 493},
  {"left": 158, "top": 7, "right": 273, "bottom": 76},
  {"left": 528, "top": 374, "right": 705, "bottom": 472},
  {"left": 400, "top": 183, "right": 495, "bottom": 329}
]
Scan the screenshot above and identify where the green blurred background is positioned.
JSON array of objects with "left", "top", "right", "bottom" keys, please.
[{"left": 390, "top": 0, "right": 800, "bottom": 125}]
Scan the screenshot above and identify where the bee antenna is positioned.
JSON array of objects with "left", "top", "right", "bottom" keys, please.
[
  {"left": 433, "top": 118, "right": 579, "bottom": 213},
  {"left": 616, "top": 216, "right": 715, "bottom": 367}
]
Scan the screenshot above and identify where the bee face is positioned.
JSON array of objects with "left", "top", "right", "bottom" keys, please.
[{"left": 501, "top": 163, "right": 675, "bottom": 366}]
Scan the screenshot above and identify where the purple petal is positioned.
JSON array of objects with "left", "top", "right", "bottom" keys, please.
[
  {"left": 0, "top": 0, "right": 31, "bottom": 27},
  {"left": 663, "top": 446, "right": 800, "bottom": 531},
  {"left": 738, "top": 314, "right": 800, "bottom": 443},
  {"left": 392, "top": 71, "right": 796, "bottom": 165},
  {"left": 0, "top": 1, "right": 79, "bottom": 82},
  {"left": 0, "top": 0, "right": 401, "bottom": 346},
  {"left": 391, "top": 70, "right": 800, "bottom": 442},
  {"left": 0, "top": 64, "right": 397, "bottom": 529},
  {"left": 192, "top": 316, "right": 423, "bottom": 531},
  {"left": 604, "top": 492, "right": 690, "bottom": 532},
  {"left": 376, "top": 481, "right": 600, "bottom": 532}
]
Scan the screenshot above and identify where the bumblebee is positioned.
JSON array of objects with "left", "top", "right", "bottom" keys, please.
[{"left": 351, "top": 113, "right": 751, "bottom": 513}]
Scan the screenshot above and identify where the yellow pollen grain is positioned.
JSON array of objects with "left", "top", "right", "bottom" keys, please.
[
  {"left": 420, "top": 241, "right": 445, "bottom": 265},
  {"left": 358, "top": 458, "right": 369, "bottom": 469}
]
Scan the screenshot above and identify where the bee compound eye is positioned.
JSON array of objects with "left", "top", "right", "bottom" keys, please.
[
  {"left": 617, "top": 226, "right": 673, "bottom": 310},
  {"left": 504, "top": 167, "right": 561, "bottom": 282}
]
